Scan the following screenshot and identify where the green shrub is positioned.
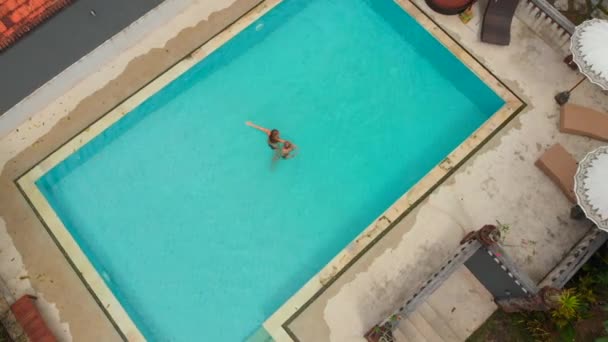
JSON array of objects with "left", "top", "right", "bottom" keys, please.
[{"left": 551, "top": 289, "right": 585, "bottom": 328}]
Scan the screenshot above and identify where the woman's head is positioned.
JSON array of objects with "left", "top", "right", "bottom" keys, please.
[
  {"left": 269, "top": 129, "right": 280, "bottom": 142},
  {"left": 283, "top": 141, "right": 292, "bottom": 149}
]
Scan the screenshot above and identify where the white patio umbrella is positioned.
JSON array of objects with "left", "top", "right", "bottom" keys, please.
[
  {"left": 570, "top": 19, "right": 608, "bottom": 90},
  {"left": 574, "top": 145, "right": 608, "bottom": 232}
]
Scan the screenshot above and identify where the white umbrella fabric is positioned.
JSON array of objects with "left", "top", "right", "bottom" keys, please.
[
  {"left": 570, "top": 19, "right": 608, "bottom": 91},
  {"left": 574, "top": 145, "right": 608, "bottom": 232}
]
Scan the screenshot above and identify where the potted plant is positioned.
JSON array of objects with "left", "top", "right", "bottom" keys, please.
[
  {"left": 425, "top": 0, "right": 476, "bottom": 15},
  {"left": 365, "top": 317, "right": 401, "bottom": 342},
  {"left": 364, "top": 322, "right": 394, "bottom": 342}
]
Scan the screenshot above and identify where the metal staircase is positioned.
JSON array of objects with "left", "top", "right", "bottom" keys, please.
[{"left": 364, "top": 224, "right": 608, "bottom": 342}]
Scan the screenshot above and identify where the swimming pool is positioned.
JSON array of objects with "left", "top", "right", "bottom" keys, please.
[{"left": 27, "top": 0, "right": 506, "bottom": 340}]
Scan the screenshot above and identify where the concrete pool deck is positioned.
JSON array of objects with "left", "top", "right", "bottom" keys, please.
[{"left": 0, "top": 0, "right": 607, "bottom": 341}]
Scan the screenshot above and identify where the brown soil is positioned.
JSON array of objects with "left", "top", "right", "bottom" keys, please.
[
  {"left": 467, "top": 310, "right": 534, "bottom": 342},
  {"left": 0, "top": 326, "right": 11, "bottom": 342},
  {"left": 575, "top": 304, "right": 608, "bottom": 341}
]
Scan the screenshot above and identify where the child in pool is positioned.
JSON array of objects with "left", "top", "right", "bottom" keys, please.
[{"left": 280, "top": 141, "right": 298, "bottom": 159}]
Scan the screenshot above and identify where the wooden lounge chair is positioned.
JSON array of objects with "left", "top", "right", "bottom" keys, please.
[
  {"left": 481, "top": 0, "right": 520, "bottom": 45},
  {"left": 535, "top": 143, "right": 577, "bottom": 203},
  {"left": 560, "top": 104, "right": 608, "bottom": 141}
]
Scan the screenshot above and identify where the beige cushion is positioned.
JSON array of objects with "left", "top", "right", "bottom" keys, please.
[
  {"left": 560, "top": 104, "right": 608, "bottom": 141},
  {"left": 535, "top": 143, "right": 577, "bottom": 203}
]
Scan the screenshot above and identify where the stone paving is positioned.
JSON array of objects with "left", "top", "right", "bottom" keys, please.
[{"left": 0, "top": 0, "right": 606, "bottom": 341}]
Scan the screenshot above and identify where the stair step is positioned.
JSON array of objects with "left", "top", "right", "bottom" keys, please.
[
  {"left": 392, "top": 326, "right": 408, "bottom": 342},
  {"left": 408, "top": 311, "right": 445, "bottom": 342},
  {"left": 425, "top": 268, "right": 496, "bottom": 340},
  {"left": 418, "top": 302, "right": 461, "bottom": 342},
  {"left": 397, "top": 318, "right": 428, "bottom": 342}
]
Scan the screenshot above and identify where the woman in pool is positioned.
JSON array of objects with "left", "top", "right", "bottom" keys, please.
[{"left": 245, "top": 121, "right": 283, "bottom": 149}]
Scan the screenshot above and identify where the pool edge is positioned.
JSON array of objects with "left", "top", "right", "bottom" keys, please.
[{"left": 14, "top": 0, "right": 526, "bottom": 341}]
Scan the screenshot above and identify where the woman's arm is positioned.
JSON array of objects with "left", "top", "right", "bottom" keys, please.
[{"left": 245, "top": 121, "right": 271, "bottom": 135}]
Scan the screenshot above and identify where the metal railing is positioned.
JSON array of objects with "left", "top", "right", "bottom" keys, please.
[
  {"left": 540, "top": 226, "right": 608, "bottom": 289},
  {"left": 527, "top": 0, "right": 576, "bottom": 34},
  {"left": 364, "top": 224, "right": 608, "bottom": 340}
]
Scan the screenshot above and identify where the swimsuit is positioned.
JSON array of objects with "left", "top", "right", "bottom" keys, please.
[
  {"left": 268, "top": 139, "right": 280, "bottom": 150},
  {"left": 281, "top": 148, "right": 293, "bottom": 159}
]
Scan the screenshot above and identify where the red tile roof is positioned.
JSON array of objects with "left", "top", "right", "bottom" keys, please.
[{"left": 0, "top": 0, "right": 74, "bottom": 51}]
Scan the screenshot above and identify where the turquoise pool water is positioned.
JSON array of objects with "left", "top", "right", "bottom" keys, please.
[{"left": 36, "top": 0, "right": 503, "bottom": 340}]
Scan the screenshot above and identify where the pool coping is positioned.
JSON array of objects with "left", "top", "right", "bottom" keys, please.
[{"left": 14, "top": 0, "right": 525, "bottom": 341}]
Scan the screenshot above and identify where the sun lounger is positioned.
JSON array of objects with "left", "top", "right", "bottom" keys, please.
[
  {"left": 560, "top": 104, "right": 608, "bottom": 141},
  {"left": 535, "top": 143, "right": 577, "bottom": 203},
  {"left": 481, "top": 0, "right": 520, "bottom": 45}
]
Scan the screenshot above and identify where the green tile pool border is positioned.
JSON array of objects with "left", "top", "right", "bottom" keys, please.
[{"left": 13, "top": 0, "right": 526, "bottom": 341}]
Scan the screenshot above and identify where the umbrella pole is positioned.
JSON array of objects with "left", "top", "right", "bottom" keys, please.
[{"left": 554, "top": 78, "right": 587, "bottom": 105}]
